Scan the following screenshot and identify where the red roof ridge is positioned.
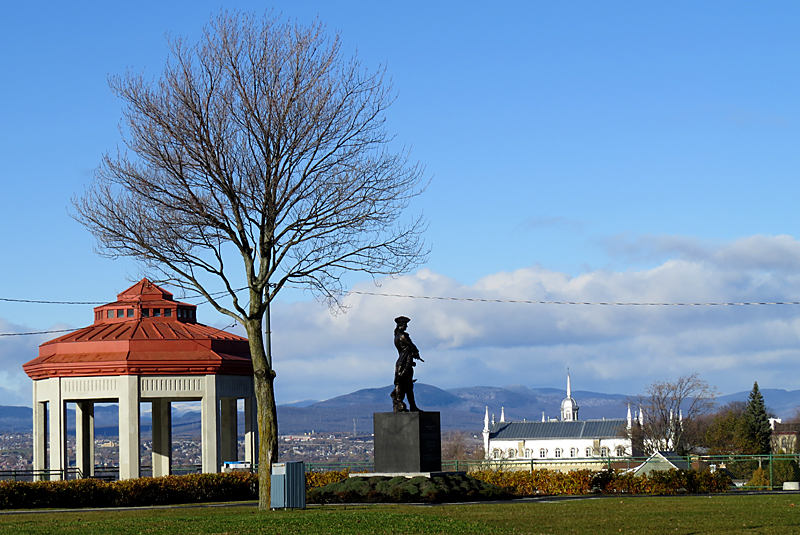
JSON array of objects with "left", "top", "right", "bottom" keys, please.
[{"left": 117, "top": 278, "right": 174, "bottom": 302}]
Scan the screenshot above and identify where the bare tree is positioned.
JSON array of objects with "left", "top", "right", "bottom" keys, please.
[
  {"left": 73, "top": 11, "right": 426, "bottom": 509},
  {"left": 441, "top": 431, "right": 484, "bottom": 461},
  {"left": 629, "top": 374, "right": 718, "bottom": 455}
]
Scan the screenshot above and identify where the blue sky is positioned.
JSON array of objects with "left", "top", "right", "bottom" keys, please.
[{"left": 3, "top": 1, "right": 800, "bottom": 410}]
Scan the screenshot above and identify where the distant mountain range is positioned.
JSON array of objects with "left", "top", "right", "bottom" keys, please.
[
  {"left": 276, "top": 383, "right": 632, "bottom": 435},
  {"left": 2, "top": 385, "right": 799, "bottom": 435}
]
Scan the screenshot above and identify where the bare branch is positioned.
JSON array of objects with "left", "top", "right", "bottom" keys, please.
[
  {"left": 628, "top": 373, "right": 718, "bottom": 455},
  {"left": 72, "top": 10, "right": 427, "bottom": 509}
]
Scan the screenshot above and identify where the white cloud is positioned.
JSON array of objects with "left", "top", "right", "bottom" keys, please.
[
  {"left": 0, "top": 319, "right": 52, "bottom": 406},
  {"left": 271, "top": 235, "right": 800, "bottom": 404},
  {"left": 5, "top": 235, "right": 800, "bottom": 409}
]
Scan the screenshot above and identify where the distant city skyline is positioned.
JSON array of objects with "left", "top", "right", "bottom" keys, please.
[{"left": 3, "top": 2, "right": 800, "bottom": 407}]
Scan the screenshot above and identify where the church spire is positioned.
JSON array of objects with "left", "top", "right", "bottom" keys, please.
[
  {"left": 567, "top": 368, "right": 572, "bottom": 398},
  {"left": 560, "top": 369, "right": 579, "bottom": 421},
  {"left": 627, "top": 403, "right": 632, "bottom": 430},
  {"left": 482, "top": 406, "right": 491, "bottom": 460}
]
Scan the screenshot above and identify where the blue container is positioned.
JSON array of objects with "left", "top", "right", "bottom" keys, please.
[{"left": 270, "top": 461, "right": 305, "bottom": 509}]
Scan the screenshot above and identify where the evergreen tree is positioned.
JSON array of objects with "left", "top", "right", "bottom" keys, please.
[{"left": 743, "top": 382, "right": 772, "bottom": 454}]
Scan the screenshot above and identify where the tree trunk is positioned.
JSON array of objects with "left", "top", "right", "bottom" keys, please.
[{"left": 245, "top": 317, "right": 279, "bottom": 510}]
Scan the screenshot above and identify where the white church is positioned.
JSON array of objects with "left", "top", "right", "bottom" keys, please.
[{"left": 483, "top": 374, "right": 634, "bottom": 462}]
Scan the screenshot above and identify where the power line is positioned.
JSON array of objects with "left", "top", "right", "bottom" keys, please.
[
  {"left": 5, "top": 288, "right": 800, "bottom": 337},
  {"left": 5, "top": 288, "right": 800, "bottom": 310},
  {"left": 0, "top": 321, "right": 240, "bottom": 338},
  {"left": 345, "top": 290, "right": 800, "bottom": 307},
  {"left": 0, "top": 297, "right": 104, "bottom": 305},
  {"left": 0, "top": 328, "right": 80, "bottom": 337},
  {"left": 0, "top": 289, "right": 242, "bottom": 307}
]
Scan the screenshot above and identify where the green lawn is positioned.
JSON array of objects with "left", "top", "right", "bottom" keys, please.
[{"left": 1, "top": 494, "right": 799, "bottom": 534}]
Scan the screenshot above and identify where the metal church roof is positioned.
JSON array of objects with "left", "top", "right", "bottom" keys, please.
[{"left": 489, "top": 419, "right": 627, "bottom": 440}]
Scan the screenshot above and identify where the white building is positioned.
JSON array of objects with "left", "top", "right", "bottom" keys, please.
[{"left": 483, "top": 373, "right": 633, "bottom": 462}]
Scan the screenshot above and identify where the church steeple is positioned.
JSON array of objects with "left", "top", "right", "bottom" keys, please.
[
  {"left": 560, "top": 370, "right": 579, "bottom": 421},
  {"left": 482, "top": 406, "right": 490, "bottom": 459},
  {"left": 567, "top": 371, "right": 572, "bottom": 398}
]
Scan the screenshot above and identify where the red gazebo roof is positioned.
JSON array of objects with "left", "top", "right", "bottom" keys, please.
[{"left": 23, "top": 279, "right": 253, "bottom": 380}]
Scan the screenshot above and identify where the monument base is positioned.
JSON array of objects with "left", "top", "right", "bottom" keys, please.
[{"left": 373, "top": 411, "right": 441, "bottom": 473}]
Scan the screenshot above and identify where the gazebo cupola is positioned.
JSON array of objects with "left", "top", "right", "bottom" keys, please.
[
  {"left": 23, "top": 279, "right": 257, "bottom": 481},
  {"left": 91, "top": 278, "right": 198, "bottom": 324}
]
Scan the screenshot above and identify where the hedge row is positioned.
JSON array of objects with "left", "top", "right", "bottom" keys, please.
[
  {"left": 0, "top": 473, "right": 257, "bottom": 510},
  {"left": 471, "top": 468, "right": 732, "bottom": 496},
  {"left": 306, "top": 469, "right": 353, "bottom": 490},
  {"left": 0, "top": 468, "right": 733, "bottom": 510},
  {"left": 307, "top": 473, "right": 510, "bottom": 504}
]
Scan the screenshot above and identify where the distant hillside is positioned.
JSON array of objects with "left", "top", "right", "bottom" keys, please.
[
  {"left": 277, "top": 384, "right": 475, "bottom": 435},
  {"left": 276, "top": 383, "right": 631, "bottom": 434},
  {"left": 0, "top": 405, "right": 32, "bottom": 433},
  {"left": 3, "top": 386, "right": 799, "bottom": 436}
]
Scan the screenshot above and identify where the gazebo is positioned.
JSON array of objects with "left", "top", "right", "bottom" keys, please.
[{"left": 23, "top": 279, "right": 256, "bottom": 480}]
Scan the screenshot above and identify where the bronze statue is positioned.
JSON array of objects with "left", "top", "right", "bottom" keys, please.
[{"left": 391, "top": 316, "right": 424, "bottom": 412}]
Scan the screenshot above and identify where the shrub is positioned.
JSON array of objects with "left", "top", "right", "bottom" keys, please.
[
  {"left": 470, "top": 468, "right": 731, "bottom": 497},
  {"left": 306, "top": 469, "right": 350, "bottom": 490},
  {"left": 746, "top": 468, "right": 770, "bottom": 489},
  {"left": 307, "top": 473, "right": 510, "bottom": 504},
  {"left": 113, "top": 472, "right": 257, "bottom": 506},
  {"left": 0, "top": 472, "right": 257, "bottom": 510},
  {"left": 0, "top": 467, "right": 733, "bottom": 510}
]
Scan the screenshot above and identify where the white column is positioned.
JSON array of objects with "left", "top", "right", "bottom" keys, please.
[
  {"left": 201, "top": 375, "right": 220, "bottom": 473},
  {"left": 75, "top": 401, "right": 95, "bottom": 478},
  {"left": 244, "top": 395, "right": 257, "bottom": 466},
  {"left": 220, "top": 398, "right": 237, "bottom": 463},
  {"left": 118, "top": 375, "right": 140, "bottom": 480},
  {"left": 151, "top": 399, "right": 172, "bottom": 477},
  {"left": 47, "top": 378, "right": 66, "bottom": 480},
  {"left": 32, "top": 381, "right": 47, "bottom": 478}
]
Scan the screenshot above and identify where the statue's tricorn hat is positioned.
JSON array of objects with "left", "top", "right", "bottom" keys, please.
[{"left": 394, "top": 316, "right": 411, "bottom": 325}]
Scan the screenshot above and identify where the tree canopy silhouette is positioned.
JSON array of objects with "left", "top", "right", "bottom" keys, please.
[{"left": 74, "top": 11, "right": 427, "bottom": 508}]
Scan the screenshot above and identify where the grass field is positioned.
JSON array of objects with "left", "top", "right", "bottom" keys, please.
[{"left": 1, "top": 494, "right": 799, "bottom": 534}]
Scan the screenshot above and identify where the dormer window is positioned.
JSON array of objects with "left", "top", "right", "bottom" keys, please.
[
  {"left": 127, "top": 309, "right": 134, "bottom": 317},
  {"left": 142, "top": 309, "right": 149, "bottom": 318},
  {"left": 165, "top": 309, "right": 172, "bottom": 317}
]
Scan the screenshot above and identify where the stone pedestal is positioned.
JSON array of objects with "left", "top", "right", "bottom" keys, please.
[{"left": 373, "top": 412, "right": 441, "bottom": 473}]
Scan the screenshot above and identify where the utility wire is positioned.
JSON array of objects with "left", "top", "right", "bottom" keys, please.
[
  {"left": 0, "top": 321, "right": 240, "bottom": 338},
  {"left": 0, "top": 297, "right": 104, "bottom": 305},
  {"left": 4, "top": 288, "right": 800, "bottom": 310},
  {"left": 345, "top": 290, "right": 800, "bottom": 306},
  {"left": 0, "top": 329, "right": 80, "bottom": 337},
  {"left": 5, "top": 288, "right": 800, "bottom": 337}
]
